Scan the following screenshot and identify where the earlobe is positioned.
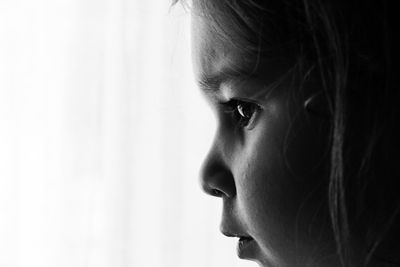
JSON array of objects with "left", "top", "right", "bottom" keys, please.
[{"left": 303, "top": 91, "right": 331, "bottom": 118}]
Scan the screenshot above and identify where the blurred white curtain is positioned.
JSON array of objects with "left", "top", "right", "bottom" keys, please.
[{"left": 0, "top": 1, "right": 254, "bottom": 267}]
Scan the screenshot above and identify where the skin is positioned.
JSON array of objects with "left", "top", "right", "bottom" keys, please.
[{"left": 192, "top": 11, "right": 340, "bottom": 267}]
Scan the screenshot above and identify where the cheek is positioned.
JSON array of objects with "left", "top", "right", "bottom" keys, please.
[
  {"left": 234, "top": 126, "right": 300, "bottom": 262},
  {"left": 234, "top": 107, "right": 295, "bottom": 236},
  {"left": 232, "top": 99, "right": 331, "bottom": 260}
]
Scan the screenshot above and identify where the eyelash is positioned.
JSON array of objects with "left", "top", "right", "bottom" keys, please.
[{"left": 221, "top": 99, "right": 261, "bottom": 129}]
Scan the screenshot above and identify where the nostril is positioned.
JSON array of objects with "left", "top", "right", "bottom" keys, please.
[
  {"left": 200, "top": 166, "right": 237, "bottom": 198},
  {"left": 211, "top": 189, "right": 223, "bottom": 197},
  {"left": 200, "top": 143, "right": 236, "bottom": 198}
]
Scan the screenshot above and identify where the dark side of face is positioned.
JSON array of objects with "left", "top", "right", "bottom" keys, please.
[{"left": 192, "top": 10, "right": 340, "bottom": 267}]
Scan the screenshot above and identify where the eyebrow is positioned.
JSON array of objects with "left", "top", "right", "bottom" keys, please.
[
  {"left": 198, "top": 63, "right": 297, "bottom": 102},
  {"left": 197, "top": 66, "right": 257, "bottom": 93}
]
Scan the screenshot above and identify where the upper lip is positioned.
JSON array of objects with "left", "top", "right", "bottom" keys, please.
[
  {"left": 221, "top": 229, "right": 252, "bottom": 239},
  {"left": 220, "top": 202, "right": 253, "bottom": 240}
]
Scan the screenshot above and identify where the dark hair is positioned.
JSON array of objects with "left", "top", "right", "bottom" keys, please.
[{"left": 177, "top": 0, "right": 398, "bottom": 265}]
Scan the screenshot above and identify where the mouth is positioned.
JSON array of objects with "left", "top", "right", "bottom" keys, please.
[
  {"left": 221, "top": 231, "right": 256, "bottom": 259},
  {"left": 237, "top": 236, "right": 256, "bottom": 259}
]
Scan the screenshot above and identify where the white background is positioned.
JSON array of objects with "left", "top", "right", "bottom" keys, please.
[{"left": 0, "top": 1, "right": 255, "bottom": 267}]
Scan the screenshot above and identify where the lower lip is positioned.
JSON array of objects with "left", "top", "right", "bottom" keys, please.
[{"left": 237, "top": 237, "right": 256, "bottom": 259}]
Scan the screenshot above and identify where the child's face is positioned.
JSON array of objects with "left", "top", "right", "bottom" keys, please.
[{"left": 192, "top": 12, "right": 338, "bottom": 267}]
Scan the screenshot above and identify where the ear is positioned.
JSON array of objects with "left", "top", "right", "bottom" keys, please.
[{"left": 303, "top": 91, "right": 331, "bottom": 118}]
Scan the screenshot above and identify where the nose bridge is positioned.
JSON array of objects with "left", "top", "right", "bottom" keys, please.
[{"left": 199, "top": 134, "right": 236, "bottom": 198}]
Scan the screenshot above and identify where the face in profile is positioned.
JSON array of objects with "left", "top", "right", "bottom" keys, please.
[{"left": 192, "top": 9, "right": 338, "bottom": 267}]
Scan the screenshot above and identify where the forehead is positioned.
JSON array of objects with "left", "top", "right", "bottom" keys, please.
[
  {"left": 191, "top": 14, "right": 249, "bottom": 80},
  {"left": 191, "top": 13, "right": 293, "bottom": 94}
]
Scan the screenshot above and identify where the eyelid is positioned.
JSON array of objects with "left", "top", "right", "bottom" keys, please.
[
  {"left": 219, "top": 98, "right": 262, "bottom": 112},
  {"left": 220, "top": 97, "right": 263, "bottom": 107}
]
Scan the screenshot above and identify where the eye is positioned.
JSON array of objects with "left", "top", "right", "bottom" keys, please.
[{"left": 222, "top": 99, "right": 261, "bottom": 129}]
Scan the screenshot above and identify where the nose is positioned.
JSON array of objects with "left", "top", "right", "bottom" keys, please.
[{"left": 199, "top": 139, "right": 236, "bottom": 198}]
